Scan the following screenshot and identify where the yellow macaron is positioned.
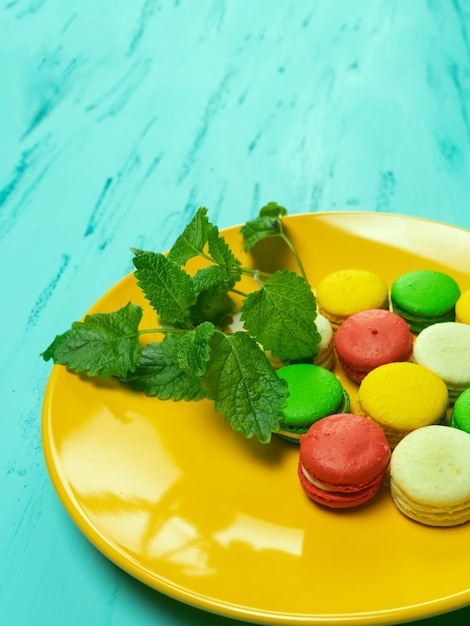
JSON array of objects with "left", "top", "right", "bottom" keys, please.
[
  {"left": 316, "top": 269, "right": 389, "bottom": 330},
  {"left": 456, "top": 288, "right": 470, "bottom": 325},
  {"left": 356, "top": 362, "right": 449, "bottom": 449}
]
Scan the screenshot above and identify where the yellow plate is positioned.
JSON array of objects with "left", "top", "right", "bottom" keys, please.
[{"left": 42, "top": 213, "right": 470, "bottom": 625}]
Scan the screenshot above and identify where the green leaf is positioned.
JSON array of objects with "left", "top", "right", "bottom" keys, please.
[
  {"left": 240, "top": 202, "right": 287, "bottom": 252},
  {"left": 207, "top": 225, "right": 241, "bottom": 283},
  {"left": 167, "top": 207, "right": 241, "bottom": 280},
  {"left": 132, "top": 250, "right": 196, "bottom": 326},
  {"left": 190, "top": 287, "right": 236, "bottom": 327},
  {"left": 192, "top": 265, "right": 232, "bottom": 293},
  {"left": 173, "top": 322, "right": 215, "bottom": 376},
  {"left": 188, "top": 265, "right": 236, "bottom": 326},
  {"left": 167, "top": 207, "right": 212, "bottom": 265},
  {"left": 121, "top": 335, "right": 206, "bottom": 400},
  {"left": 201, "top": 331, "right": 288, "bottom": 442},
  {"left": 240, "top": 270, "right": 321, "bottom": 362},
  {"left": 41, "top": 302, "right": 143, "bottom": 378}
]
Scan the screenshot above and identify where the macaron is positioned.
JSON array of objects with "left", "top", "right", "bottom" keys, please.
[
  {"left": 456, "top": 288, "right": 470, "bottom": 325},
  {"left": 390, "top": 425, "right": 470, "bottom": 527},
  {"left": 226, "top": 311, "right": 285, "bottom": 369},
  {"left": 356, "top": 362, "right": 449, "bottom": 449},
  {"left": 298, "top": 413, "right": 391, "bottom": 508},
  {"left": 225, "top": 311, "right": 334, "bottom": 370},
  {"left": 390, "top": 269, "right": 460, "bottom": 333},
  {"left": 316, "top": 269, "right": 389, "bottom": 330},
  {"left": 450, "top": 387, "right": 470, "bottom": 433},
  {"left": 312, "top": 313, "right": 335, "bottom": 370},
  {"left": 412, "top": 322, "right": 470, "bottom": 401},
  {"left": 276, "top": 364, "right": 350, "bottom": 442},
  {"left": 334, "top": 309, "right": 414, "bottom": 383}
]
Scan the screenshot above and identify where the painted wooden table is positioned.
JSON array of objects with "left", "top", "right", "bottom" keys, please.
[{"left": 1, "top": 2, "right": 470, "bottom": 625}]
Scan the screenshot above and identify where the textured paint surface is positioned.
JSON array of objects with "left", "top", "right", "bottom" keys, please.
[{"left": 1, "top": 1, "right": 470, "bottom": 625}]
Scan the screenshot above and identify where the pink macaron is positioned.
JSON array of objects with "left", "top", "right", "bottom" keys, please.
[
  {"left": 334, "top": 309, "right": 414, "bottom": 383},
  {"left": 298, "top": 413, "right": 391, "bottom": 508}
]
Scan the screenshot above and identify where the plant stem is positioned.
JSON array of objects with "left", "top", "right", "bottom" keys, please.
[
  {"left": 241, "top": 267, "right": 272, "bottom": 280},
  {"left": 138, "top": 327, "right": 187, "bottom": 336},
  {"left": 281, "top": 233, "right": 308, "bottom": 282},
  {"left": 231, "top": 288, "right": 248, "bottom": 298}
]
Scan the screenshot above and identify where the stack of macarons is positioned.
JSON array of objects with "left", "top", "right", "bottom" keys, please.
[
  {"left": 314, "top": 267, "right": 469, "bottom": 394},
  {"left": 276, "top": 364, "right": 349, "bottom": 442},
  {"left": 334, "top": 309, "right": 414, "bottom": 383},
  {"left": 290, "top": 266, "right": 470, "bottom": 523},
  {"left": 298, "top": 413, "right": 391, "bottom": 508}
]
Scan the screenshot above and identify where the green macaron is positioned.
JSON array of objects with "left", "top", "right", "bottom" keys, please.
[
  {"left": 276, "top": 363, "right": 350, "bottom": 442},
  {"left": 390, "top": 269, "right": 460, "bottom": 333},
  {"left": 450, "top": 388, "right": 470, "bottom": 434}
]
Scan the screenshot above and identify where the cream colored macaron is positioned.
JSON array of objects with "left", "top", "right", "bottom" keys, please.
[
  {"left": 225, "top": 311, "right": 334, "bottom": 370},
  {"left": 412, "top": 322, "right": 470, "bottom": 401},
  {"left": 312, "top": 313, "right": 335, "bottom": 370},
  {"left": 390, "top": 425, "right": 470, "bottom": 527}
]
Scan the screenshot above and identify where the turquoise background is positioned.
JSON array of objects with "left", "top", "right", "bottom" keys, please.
[{"left": 1, "top": 1, "right": 470, "bottom": 625}]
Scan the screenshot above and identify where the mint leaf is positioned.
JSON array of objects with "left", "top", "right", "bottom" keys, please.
[
  {"left": 41, "top": 302, "right": 143, "bottom": 378},
  {"left": 122, "top": 335, "right": 206, "bottom": 400},
  {"left": 132, "top": 250, "right": 196, "bottom": 326},
  {"left": 192, "top": 265, "right": 233, "bottom": 293},
  {"left": 240, "top": 202, "right": 287, "bottom": 252},
  {"left": 168, "top": 207, "right": 242, "bottom": 284},
  {"left": 240, "top": 270, "right": 320, "bottom": 362},
  {"left": 201, "top": 331, "right": 288, "bottom": 442},
  {"left": 189, "top": 265, "right": 236, "bottom": 326},
  {"left": 190, "top": 286, "right": 235, "bottom": 327},
  {"left": 173, "top": 322, "right": 215, "bottom": 376},
  {"left": 207, "top": 225, "right": 241, "bottom": 283},
  {"left": 167, "top": 207, "right": 211, "bottom": 265}
]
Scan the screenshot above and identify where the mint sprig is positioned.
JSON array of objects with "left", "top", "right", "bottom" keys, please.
[
  {"left": 168, "top": 207, "right": 241, "bottom": 285},
  {"left": 241, "top": 201, "right": 308, "bottom": 281},
  {"left": 240, "top": 201, "right": 287, "bottom": 250},
  {"left": 42, "top": 205, "right": 320, "bottom": 443}
]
